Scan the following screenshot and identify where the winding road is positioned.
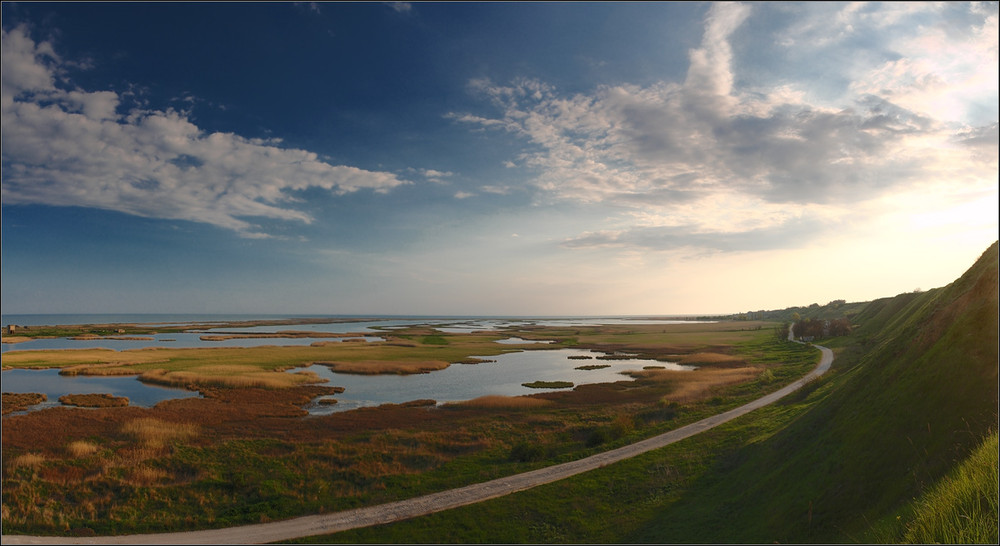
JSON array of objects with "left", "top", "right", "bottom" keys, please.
[{"left": 3, "top": 331, "right": 833, "bottom": 545}]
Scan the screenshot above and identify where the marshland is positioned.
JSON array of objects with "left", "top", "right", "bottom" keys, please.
[{"left": 2, "top": 240, "right": 997, "bottom": 546}]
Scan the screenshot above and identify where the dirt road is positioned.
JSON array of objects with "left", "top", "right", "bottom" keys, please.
[{"left": 3, "top": 336, "right": 833, "bottom": 545}]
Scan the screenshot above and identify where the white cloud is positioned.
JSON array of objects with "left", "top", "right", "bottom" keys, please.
[
  {"left": 453, "top": 3, "right": 998, "bottom": 253},
  {"left": 386, "top": 2, "right": 412, "bottom": 14},
  {"left": 1, "top": 26, "right": 410, "bottom": 238},
  {"left": 849, "top": 7, "right": 998, "bottom": 124}
]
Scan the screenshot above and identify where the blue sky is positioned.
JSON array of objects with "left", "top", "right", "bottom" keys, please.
[{"left": 2, "top": 2, "right": 997, "bottom": 315}]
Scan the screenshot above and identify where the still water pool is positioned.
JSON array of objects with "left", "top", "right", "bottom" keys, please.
[
  {"left": 1, "top": 368, "right": 201, "bottom": 413},
  {"left": 297, "top": 348, "right": 694, "bottom": 415}
]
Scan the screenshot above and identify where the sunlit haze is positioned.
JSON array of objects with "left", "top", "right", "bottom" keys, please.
[{"left": 2, "top": 2, "right": 997, "bottom": 316}]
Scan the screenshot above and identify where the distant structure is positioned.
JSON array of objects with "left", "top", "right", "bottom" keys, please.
[{"left": 7, "top": 324, "right": 16, "bottom": 334}]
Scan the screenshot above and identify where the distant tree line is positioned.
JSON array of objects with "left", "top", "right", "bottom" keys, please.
[{"left": 791, "top": 317, "right": 852, "bottom": 340}]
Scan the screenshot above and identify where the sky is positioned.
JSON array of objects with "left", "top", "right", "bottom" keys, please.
[{"left": 1, "top": 2, "right": 997, "bottom": 316}]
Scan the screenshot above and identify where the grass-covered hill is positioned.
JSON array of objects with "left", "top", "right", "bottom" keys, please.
[{"left": 630, "top": 241, "right": 999, "bottom": 543}]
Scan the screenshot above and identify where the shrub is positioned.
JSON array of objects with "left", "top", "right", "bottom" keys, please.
[{"left": 510, "top": 441, "right": 547, "bottom": 462}]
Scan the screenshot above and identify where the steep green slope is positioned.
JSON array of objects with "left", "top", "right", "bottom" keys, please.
[
  {"left": 893, "top": 431, "right": 998, "bottom": 544},
  {"left": 630, "top": 241, "right": 998, "bottom": 543}
]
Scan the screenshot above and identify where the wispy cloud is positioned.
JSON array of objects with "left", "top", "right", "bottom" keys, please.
[
  {"left": 451, "top": 2, "right": 998, "bottom": 252},
  {"left": 1, "top": 26, "right": 410, "bottom": 238},
  {"left": 386, "top": 2, "right": 412, "bottom": 15}
]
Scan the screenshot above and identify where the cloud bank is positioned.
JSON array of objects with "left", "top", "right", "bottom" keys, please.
[
  {"left": 452, "top": 2, "right": 998, "bottom": 252},
  {"left": 1, "top": 26, "right": 409, "bottom": 238}
]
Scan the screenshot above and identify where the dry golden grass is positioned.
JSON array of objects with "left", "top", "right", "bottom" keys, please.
[
  {"left": 124, "top": 466, "right": 169, "bottom": 487},
  {"left": 9, "top": 453, "right": 45, "bottom": 469},
  {"left": 446, "top": 395, "right": 554, "bottom": 409},
  {"left": 58, "top": 393, "right": 129, "bottom": 408},
  {"left": 627, "top": 366, "right": 763, "bottom": 403},
  {"left": 66, "top": 440, "right": 100, "bottom": 458},
  {"left": 315, "top": 360, "right": 451, "bottom": 375},
  {"left": 674, "top": 352, "right": 747, "bottom": 365},
  {"left": 60, "top": 362, "right": 143, "bottom": 376},
  {"left": 2, "top": 392, "right": 47, "bottom": 415},
  {"left": 139, "top": 365, "right": 324, "bottom": 389},
  {"left": 121, "top": 418, "right": 198, "bottom": 449},
  {"left": 1, "top": 348, "right": 169, "bottom": 368},
  {"left": 1, "top": 336, "right": 33, "bottom": 344}
]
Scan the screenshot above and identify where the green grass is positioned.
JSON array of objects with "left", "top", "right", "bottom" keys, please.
[{"left": 873, "top": 431, "right": 998, "bottom": 544}]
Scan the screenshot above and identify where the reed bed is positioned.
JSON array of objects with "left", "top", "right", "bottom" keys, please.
[
  {"left": 65, "top": 441, "right": 100, "bottom": 458},
  {"left": 139, "top": 365, "right": 323, "bottom": 389},
  {"left": 2, "top": 392, "right": 47, "bottom": 415},
  {"left": 673, "top": 352, "right": 747, "bottom": 365},
  {"left": 9, "top": 453, "right": 46, "bottom": 469},
  {"left": 58, "top": 393, "right": 129, "bottom": 408},
  {"left": 59, "top": 363, "right": 145, "bottom": 376},
  {"left": 447, "top": 395, "right": 554, "bottom": 409},
  {"left": 121, "top": 418, "right": 198, "bottom": 449},
  {"left": 626, "top": 366, "right": 762, "bottom": 403},
  {"left": 315, "top": 360, "right": 450, "bottom": 375},
  {"left": 124, "top": 466, "right": 170, "bottom": 487}
]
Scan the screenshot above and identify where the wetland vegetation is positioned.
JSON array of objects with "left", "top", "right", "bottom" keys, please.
[
  {"left": 2, "top": 319, "right": 816, "bottom": 537},
  {"left": 1, "top": 242, "right": 996, "bottom": 543}
]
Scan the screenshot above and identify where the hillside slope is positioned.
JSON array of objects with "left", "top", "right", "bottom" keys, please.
[{"left": 632, "top": 241, "right": 999, "bottom": 543}]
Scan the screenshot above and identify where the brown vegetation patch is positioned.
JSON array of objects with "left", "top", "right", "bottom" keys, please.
[
  {"left": 626, "top": 366, "right": 763, "bottom": 403},
  {"left": 314, "top": 360, "right": 450, "bottom": 375},
  {"left": 124, "top": 466, "right": 170, "bottom": 487},
  {"left": 200, "top": 332, "right": 365, "bottom": 341},
  {"left": 454, "top": 357, "right": 496, "bottom": 364},
  {"left": 2, "top": 392, "right": 47, "bottom": 415},
  {"left": 8, "top": 452, "right": 45, "bottom": 469},
  {"left": 1, "top": 336, "right": 33, "bottom": 344},
  {"left": 673, "top": 352, "right": 748, "bottom": 366},
  {"left": 65, "top": 440, "right": 100, "bottom": 458},
  {"left": 446, "top": 395, "right": 554, "bottom": 409},
  {"left": 121, "top": 417, "right": 198, "bottom": 449},
  {"left": 140, "top": 365, "right": 325, "bottom": 389},
  {"left": 60, "top": 362, "right": 142, "bottom": 376},
  {"left": 58, "top": 393, "right": 130, "bottom": 408}
]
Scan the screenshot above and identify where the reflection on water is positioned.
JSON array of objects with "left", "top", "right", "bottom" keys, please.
[
  {"left": 298, "top": 348, "right": 694, "bottom": 415},
  {"left": 1, "top": 368, "right": 200, "bottom": 413}
]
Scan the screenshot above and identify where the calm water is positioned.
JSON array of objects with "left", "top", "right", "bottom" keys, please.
[
  {"left": 2, "top": 316, "right": 708, "bottom": 354},
  {"left": 3, "top": 315, "right": 705, "bottom": 414},
  {"left": 297, "top": 347, "right": 694, "bottom": 414},
  {"left": 1, "top": 368, "right": 200, "bottom": 414}
]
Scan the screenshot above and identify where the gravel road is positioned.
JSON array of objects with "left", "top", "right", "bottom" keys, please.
[{"left": 3, "top": 333, "right": 832, "bottom": 545}]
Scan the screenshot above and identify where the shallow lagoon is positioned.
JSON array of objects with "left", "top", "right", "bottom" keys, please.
[
  {"left": 2, "top": 317, "right": 704, "bottom": 414},
  {"left": 298, "top": 347, "right": 694, "bottom": 415},
  {"left": 1, "top": 368, "right": 201, "bottom": 413}
]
